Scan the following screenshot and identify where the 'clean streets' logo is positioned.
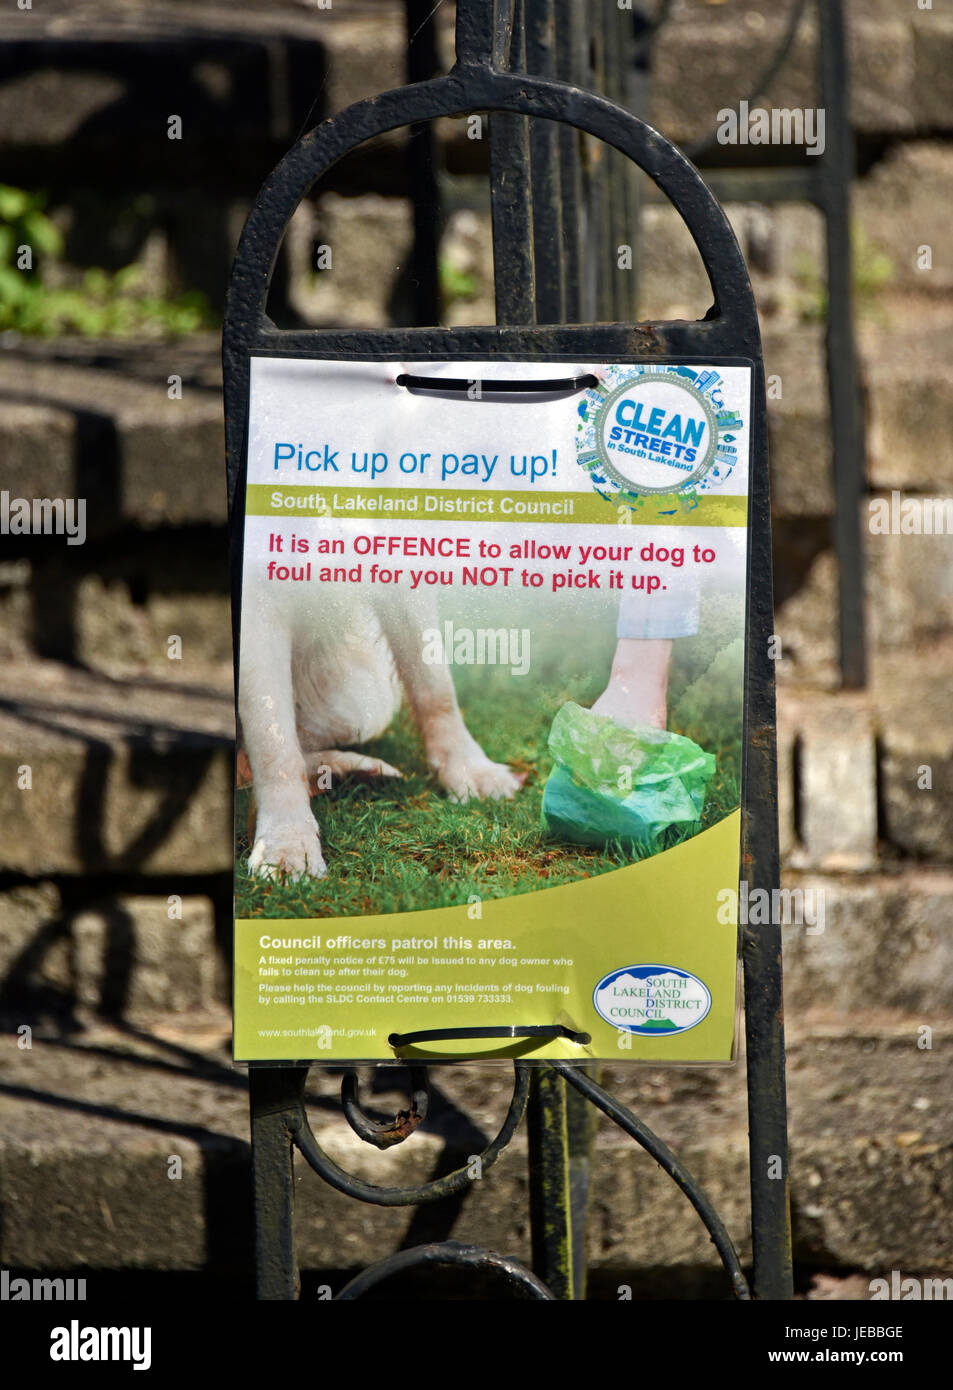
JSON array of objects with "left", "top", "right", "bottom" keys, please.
[{"left": 575, "top": 365, "right": 742, "bottom": 504}]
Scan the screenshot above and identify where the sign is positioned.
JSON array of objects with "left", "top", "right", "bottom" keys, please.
[{"left": 232, "top": 357, "right": 752, "bottom": 1062}]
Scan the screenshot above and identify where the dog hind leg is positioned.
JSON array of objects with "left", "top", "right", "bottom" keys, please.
[
  {"left": 375, "top": 594, "right": 524, "bottom": 802},
  {"left": 303, "top": 749, "right": 403, "bottom": 792}
]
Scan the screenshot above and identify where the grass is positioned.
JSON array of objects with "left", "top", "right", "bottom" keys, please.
[{"left": 234, "top": 656, "right": 742, "bottom": 921}]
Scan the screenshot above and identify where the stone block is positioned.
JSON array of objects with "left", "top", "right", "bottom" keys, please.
[
  {"left": 782, "top": 871, "right": 953, "bottom": 1015},
  {"left": 653, "top": 9, "right": 917, "bottom": 144},
  {"left": 0, "top": 882, "right": 69, "bottom": 1020},
  {"left": 285, "top": 192, "right": 414, "bottom": 329},
  {"left": 773, "top": 547, "right": 841, "bottom": 691},
  {"left": 865, "top": 322, "right": 953, "bottom": 492},
  {"left": 874, "top": 649, "right": 953, "bottom": 862},
  {"left": 784, "top": 694, "right": 878, "bottom": 871},
  {"left": 866, "top": 522, "right": 953, "bottom": 647},
  {"left": 71, "top": 896, "right": 219, "bottom": 1019},
  {"left": 857, "top": 145, "right": 953, "bottom": 297},
  {"left": 912, "top": 22, "right": 953, "bottom": 131},
  {"left": 0, "top": 352, "right": 226, "bottom": 532},
  {"left": 0, "top": 661, "right": 234, "bottom": 875},
  {"left": 1, "top": 885, "right": 222, "bottom": 1023}
]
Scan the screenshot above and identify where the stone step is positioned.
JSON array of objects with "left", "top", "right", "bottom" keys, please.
[
  {"left": 0, "top": 626, "right": 950, "bottom": 887},
  {"left": 5, "top": 864, "right": 953, "bottom": 1028},
  {"left": 5, "top": 314, "right": 949, "bottom": 532},
  {"left": 639, "top": 171, "right": 940, "bottom": 335},
  {"left": 0, "top": 1021, "right": 949, "bottom": 1283},
  {"left": 0, "top": 883, "right": 227, "bottom": 1026},
  {"left": 0, "top": 1, "right": 409, "bottom": 186},
  {"left": 284, "top": 140, "right": 953, "bottom": 334},
  {"left": 0, "top": 659, "right": 234, "bottom": 875},
  {"left": 0, "top": 0, "right": 942, "bottom": 178},
  {"left": 0, "top": 338, "right": 226, "bottom": 533},
  {"left": 1, "top": 3, "right": 946, "bottom": 327},
  {"left": 781, "top": 869, "right": 953, "bottom": 1016},
  {"left": 778, "top": 648, "right": 953, "bottom": 867},
  {"left": 652, "top": 0, "right": 949, "bottom": 143}
]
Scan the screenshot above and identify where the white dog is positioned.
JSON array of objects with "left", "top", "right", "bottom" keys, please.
[{"left": 238, "top": 577, "right": 522, "bottom": 879}]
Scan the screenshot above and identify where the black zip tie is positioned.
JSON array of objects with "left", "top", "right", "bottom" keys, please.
[
  {"left": 389, "top": 1024, "right": 591, "bottom": 1048},
  {"left": 395, "top": 373, "right": 599, "bottom": 394}
]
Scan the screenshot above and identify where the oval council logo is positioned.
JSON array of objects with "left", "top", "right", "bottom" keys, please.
[{"left": 593, "top": 963, "right": 712, "bottom": 1036}]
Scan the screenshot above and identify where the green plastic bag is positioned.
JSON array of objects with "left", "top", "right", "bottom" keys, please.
[{"left": 541, "top": 702, "right": 716, "bottom": 852}]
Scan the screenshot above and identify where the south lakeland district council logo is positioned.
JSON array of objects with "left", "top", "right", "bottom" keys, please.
[
  {"left": 575, "top": 364, "right": 742, "bottom": 505},
  {"left": 594, "top": 964, "right": 712, "bottom": 1036}
]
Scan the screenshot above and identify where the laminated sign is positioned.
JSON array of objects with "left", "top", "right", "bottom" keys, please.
[{"left": 232, "top": 357, "right": 753, "bottom": 1062}]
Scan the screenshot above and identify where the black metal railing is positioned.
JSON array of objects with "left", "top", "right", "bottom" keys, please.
[
  {"left": 224, "top": 0, "right": 791, "bottom": 1301},
  {"left": 658, "top": 0, "right": 867, "bottom": 689}
]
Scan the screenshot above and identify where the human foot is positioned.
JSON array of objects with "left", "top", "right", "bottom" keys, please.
[{"left": 590, "top": 638, "right": 672, "bottom": 730}]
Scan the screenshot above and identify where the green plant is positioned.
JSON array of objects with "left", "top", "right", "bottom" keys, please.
[
  {"left": 793, "top": 221, "right": 895, "bottom": 324},
  {"left": 0, "top": 184, "right": 63, "bottom": 257},
  {"left": 0, "top": 184, "right": 63, "bottom": 321},
  {"left": 852, "top": 224, "right": 894, "bottom": 303},
  {"left": 439, "top": 255, "right": 478, "bottom": 307},
  {"left": 0, "top": 184, "right": 216, "bottom": 337}
]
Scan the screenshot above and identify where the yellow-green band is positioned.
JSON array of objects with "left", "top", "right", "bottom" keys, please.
[{"left": 246, "top": 484, "right": 748, "bottom": 527}]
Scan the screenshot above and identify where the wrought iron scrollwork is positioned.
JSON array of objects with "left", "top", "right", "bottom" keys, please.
[
  {"left": 550, "top": 1062, "right": 751, "bottom": 1299},
  {"left": 292, "top": 1062, "right": 531, "bottom": 1206},
  {"left": 340, "top": 1066, "right": 430, "bottom": 1149},
  {"left": 335, "top": 1241, "right": 555, "bottom": 1301},
  {"left": 287, "top": 1059, "right": 750, "bottom": 1299}
]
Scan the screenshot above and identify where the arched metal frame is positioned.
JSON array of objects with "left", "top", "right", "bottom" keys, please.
[{"left": 224, "top": 1, "right": 790, "bottom": 1302}]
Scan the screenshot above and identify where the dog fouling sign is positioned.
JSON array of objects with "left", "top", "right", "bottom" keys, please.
[{"left": 232, "top": 356, "right": 751, "bottom": 1063}]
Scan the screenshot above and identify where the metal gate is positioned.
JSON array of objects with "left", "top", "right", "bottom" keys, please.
[{"left": 223, "top": 0, "right": 791, "bottom": 1301}]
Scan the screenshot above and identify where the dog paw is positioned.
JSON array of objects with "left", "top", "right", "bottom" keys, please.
[
  {"left": 439, "top": 758, "right": 525, "bottom": 803},
  {"left": 248, "top": 819, "right": 327, "bottom": 880}
]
